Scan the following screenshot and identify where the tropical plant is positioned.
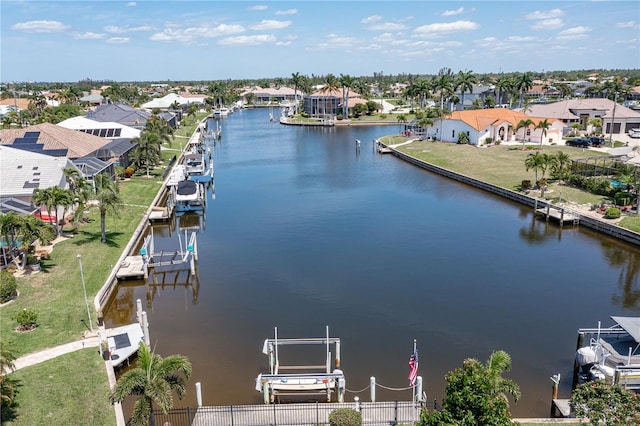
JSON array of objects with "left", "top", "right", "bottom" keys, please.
[
  {"left": 339, "top": 73, "right": 355, "bottom": 119},
  {"left": 131, "top": 131, "right": 162, "bottom": 177},
  {"left": 290, "top": 72, "right": 304, "bottom": 115},
  {"left": 535, "top": 118, "right": 552, "bottom": 147},
  {"left": 515, "top": 72, "right": 533, "bottom": 108},
  {"left": 551, "top": 151, "right": 571, "bottom": 182},
  {"left": 434, "top": 67, "right": 454, "bottom": 112},
  {"left": 94, "top": 173, "right": 122, "bottom": 244},
  {"left": 570, "top": 380, "right": 640, "bottom": 426},
  {"left": 457, "top": 132, "right": 470, "bottom": 144},
  {"left": 0, "top": 213, "right": 54, "bottom": 270},
  {"left": 525, "top": 152, "right": 543, "bottom": 182},
  {"left": 570, "top": 122, "right": 583, "bottom": 136},
  {"left": 515, "top": 119, "right": 534, "bottom": 149},
  {"left": 587, "top": 117, "right": 602, "bottom": 134},
  {"left": 455, "top": 70, "right": 477, "bottom": 110},
  {"left": 109, "top": 342, "right": 192, "bottom": 426},
  {"left": 15, "top": 308, "right": 38, "bottom": 329},
  {"left": 419, "top": 350, "right": 520, "bottom": 426}
]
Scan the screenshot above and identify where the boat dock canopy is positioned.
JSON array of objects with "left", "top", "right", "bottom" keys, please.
[{"left": 611, "top": 316, "right": 640, "bottom": 343}]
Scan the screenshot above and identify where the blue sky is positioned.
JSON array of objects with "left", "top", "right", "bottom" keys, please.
[{"left": 1, "top": 1, "right": 639, "bottom": 83}]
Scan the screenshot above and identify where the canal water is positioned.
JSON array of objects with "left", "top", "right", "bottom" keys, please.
[{"left": 108, "top": 108, "right": 640, "bottom": 418}]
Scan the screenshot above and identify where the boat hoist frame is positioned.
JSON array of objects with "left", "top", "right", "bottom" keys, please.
[{"left": 256, "top": 326, "right": 345, "bottom": 404}]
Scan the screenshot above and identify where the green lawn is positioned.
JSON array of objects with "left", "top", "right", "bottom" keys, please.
[{"left": 387, "top": 139, "right": 640, "bottom": 231}]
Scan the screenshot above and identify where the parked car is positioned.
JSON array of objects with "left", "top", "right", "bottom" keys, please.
[
  {"left": 629, "top": 128, "right": 640, "bottom": 138},
  {"left": 566, "top": 138, "right": 592, "bottom": 147},
  {"left": 588, "top": 136, "right": 605, "bottom": 147}
]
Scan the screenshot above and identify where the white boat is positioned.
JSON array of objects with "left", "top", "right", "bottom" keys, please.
[
  {"left": 184, "top": 151, "right": 213, "bottom": 183},
  {"left": 574, "top": 316, "right": 640, "bottom": 391},
  {"left": 166, "top": 165, "right": 205, "bottom": 214}
]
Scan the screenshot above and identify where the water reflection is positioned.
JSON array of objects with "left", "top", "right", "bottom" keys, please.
[{"left": 603, "top": 241, "right": 640, "bottom": 312}]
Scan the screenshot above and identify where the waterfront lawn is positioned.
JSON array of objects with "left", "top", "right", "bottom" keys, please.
[
  {"left": 0, "top": 176, "right": 160, "bottom": 357},
  {"left": 4, "top": 349, "right": 114, "bottom": 426}
]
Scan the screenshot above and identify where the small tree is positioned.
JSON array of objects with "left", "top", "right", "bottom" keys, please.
[
  {"left": 570, "top": 381, "right": 640, "bottom": 426},
  {"left": 329, "top": 408, "right": 362, "bottom": 426},
  {"left": 0, "top": 271, "right": 17, "bottom": 303},
  {"left": 15, "top": 308, "right": 38, "bottom": 331}
]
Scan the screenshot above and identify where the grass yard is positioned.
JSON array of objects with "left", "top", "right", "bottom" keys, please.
[{"left": 3, "top": 349, "right": 114, "bottom": 426}]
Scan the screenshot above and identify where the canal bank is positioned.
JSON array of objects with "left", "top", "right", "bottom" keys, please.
[{"left": 380, "top": 140, "right": 640, "bottom": 247}]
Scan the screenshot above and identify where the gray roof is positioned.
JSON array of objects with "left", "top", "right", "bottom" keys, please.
[
  {"left": 92, "top": 138, "right": 137, "bottom": 159},
  {"left": 89, "top": 103, "right": 151, "bottom": 128},
  {"left": 72, "top": 157, "right": 111, "bottom": 177},
  {"left": 0, "top": 197, "right": 37, "bottom": 215},
  {"left": 0, "top": 145, "right": 71, "bottom": 197}
]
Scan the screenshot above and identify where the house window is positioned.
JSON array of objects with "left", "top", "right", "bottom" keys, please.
[
  {"left": 526, "top": 129, "right": 531, "bottom": 136},
  {"left": 452, "top": 130, "right": 455, "bottom": 138}
]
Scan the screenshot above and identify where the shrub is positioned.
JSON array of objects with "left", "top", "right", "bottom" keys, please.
[
  {"left": 615, "top": 192, "right": 633, "bottom": 206},
  {"left": 0, "top": 271, "right": 17, "bottom": 303},
  {"left": 379, "top": 114, "right": 387, "bottom": 120},
  {"left": 329, "top": 408, "right": 362, "bottom": 426},
  {"left": 457, "top": 133, "right": 470, "bottom": 144},
  {"left": 336, "top": 114, "right": 344, "bottom": 120},
  {"left": 521, "top": 180, "right": 531, "bottom": 190},
  {"left": 26, "top": 254, "right": 39, "bottom": 265},
  {"left": 16, "top": 308, "right": 38, "bottom": 328},
  {"left": 301, "top": 112, "right": 310, "bottom": 118},
  {"left": 604, "top": 207, "right": 621, "bottom": 219},
  {"left": 485, "top": 137, "right": 493, "bottom": 144},
  {"left": 125, "top": 167, "right": 135, "bottom": 178}
]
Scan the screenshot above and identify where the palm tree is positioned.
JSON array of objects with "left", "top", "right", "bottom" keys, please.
[
  {"left": 455, "top": 70, "right": 476, "bottom": 111},
  {"left": 94, "top": 173, "right": 122, "bottom": 244},
  {"left": 516, "top": 72, "right": 533, "bottom": 108},
  {"left": 320, "top": 74, "right": 340, "bottom": 118},
  {"left": 352, "top": 79, "right": 371, "bottom": 100},
  {"left": 587, "top": 117, "right": 602, "bottom": 135},
  {"left": 495, "top": 77, "right": 510, "bottom": 107},
  {"left": 434, "top": 68, "right": 454, "bottom": 113},
  {"left": 145, "top": 116, "right": 174, "bottom": 145},
  {"left": 1, "top": 338, "right": 19, "bottom": 421},
  {"left": 552, "top": 151, "right": 571, "bottom": 182},
  {"left": 525, "top": 152, "right": 543, "bottom": 183},
  {"left": 31, "top": 187, "right": 57, "bottom": 229},
  {"left": 110, "top": 342, "right": 192, "bottom": 426},
  {"left": 417, "top": 117, "right": 434, "bottom": 137},
  {"left": 482, "top": 350, "right": 521, "bottom": 401},
  {"left": 131, "top": 131, "right": 162, "bottom": 177},
  {"left": 0, "top": 214, "right": 54, "bottom": 270},
  {"left": 290, "top": 72, "right": 304, "bottom": 114},
  {"left": 535, "top": 118, "right": 552, "bottom": 147},
  {"left": 339, "top": 74, "right": 355, "bottom": 119},
  {"left": 515, "top": 119, "right": 534, "bottom": 149}
]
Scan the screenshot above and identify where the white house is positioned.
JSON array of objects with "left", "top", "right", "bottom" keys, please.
[
  {"left": 141, "top": 93, "right": 206, "bottom": 110},
  {"left": 425, "top": 108, "right": 564, "bottom": 146}
]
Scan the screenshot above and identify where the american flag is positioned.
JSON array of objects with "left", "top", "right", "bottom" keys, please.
[{"left": 408, "top": 346, "right": 419, "bottom": 386}]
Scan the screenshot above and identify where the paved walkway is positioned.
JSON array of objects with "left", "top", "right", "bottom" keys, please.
[{"left": 11, "top": 335, "right": 100, "bottom": 371}]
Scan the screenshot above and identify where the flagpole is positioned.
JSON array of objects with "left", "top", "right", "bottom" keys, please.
[{"left": 412, "top": 339, "right": 417, "bottom": 404}]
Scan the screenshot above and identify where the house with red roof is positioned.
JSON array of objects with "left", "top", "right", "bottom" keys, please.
[{"left": 423, "top": 108, "right": 563, "bottom": 146}]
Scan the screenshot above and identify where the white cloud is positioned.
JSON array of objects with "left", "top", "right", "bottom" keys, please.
[
  {"left": 530, "top": 18, "right": 564, "bottom": 30},
  {"left": 557, "top": 26, "right": 591, "bottom": 40},
  {"left": 413, "top": 20, "right": 479, "bottom": 36},
  {"left": 525, "top": 9, "right": 564, "bottom": 20},
  {"left": 12, "top": 20, "right": 70, "bottom": 33},
  {"left": 150, "top": 24, "right": 245, "bottom": 43},
  {"left": 616, "top": 21, "right": 637, "bottom": 28},
  {"left": 126, "top": 2, "right": 136, "bottom": 6},
  {"left": 73, "top": 32, "right": 105, "bottom": 40},
  {"left": 365, "top": 22, "right": 407, "bottom": 31},
  {"left": 249, "top": 20, "right": 292, "bottom": 31},
  {"left": 474, "top": 35, "right": 540, "bottom": 52},
  {"left": 312, "top": 33, "right": 361, "bottom": 49},
  {"left": 106, "top": 37, "right": 129, "bottom": 44},
  {"left": 442, "top": 7, "right": 464, "bottom": 17},
  {"left": 105, "top": 25, "right": 154, "bottom": 34},
  {"left": 275, "top": 9, "right": 297, "bottom": 16},
  {"left": 218, "top": 34, "right": 276, "bottom": 46},
  {"left": 361, "top": 15, "right": 382, "bottom": 25},
  {"left": 248, "top": 5, "right": 268, "bottom": 11}
]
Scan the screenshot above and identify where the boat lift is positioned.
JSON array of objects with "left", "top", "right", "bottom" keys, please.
[
  {"left": 255, "top": 326, "right": 345, "bottom": 404},
  {"left": 139, "top": 227, "right": 198, "bottom": 278}
]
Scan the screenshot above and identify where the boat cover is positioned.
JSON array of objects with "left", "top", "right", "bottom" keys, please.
[
  {"left": 177, "top": 180, "right": 197, "bottom": 196},
  {"left": 611, "top": 316, "right": 640, "bottom": 343}
]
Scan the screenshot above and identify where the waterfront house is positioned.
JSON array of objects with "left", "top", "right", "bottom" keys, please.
[
  {"left": 423, "top": 108, "right": 563, "bottom": 146},
  {"left": 524, "top": 98, "right": 640, "bottom": 136},
  {"left": 240, "top": 86, "right": 303, "bottom": 107},
  {"left": 89, "top": 103, "right": 151, "bottom": 130}
]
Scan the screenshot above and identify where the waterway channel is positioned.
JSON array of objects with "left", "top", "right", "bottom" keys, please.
[{"left": 107, "top": 108, "right": 640, "bottom": 418}]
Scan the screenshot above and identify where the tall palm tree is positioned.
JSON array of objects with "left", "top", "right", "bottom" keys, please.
[
  {"left": 94, "top": 173, "right": 122, "bottom": 244},
  {"left": 110, "top": 342, "right": 192, "bottom": 426},
  {"left": 339, "top": 74, "right": 355, "bottom": 119},
  {"left": 145, "top": 116, "right": 174, "bottom": 145},
  {"left": 131, "top": 131, "right": 162, "bottom": 177},
  {"left": 516, "top": 72, "right": 533, "bottom": 108},
  {"left": 495, "top": 77, "right": 511, "bottom": 107},
  {"left": 515, "top": 118, "right": 534, "bottom": 149},
  {"left": 455, "top": 70, "right": 477, "bottom": 111},
  {"left": 320, "top": 74, "right": 340, "bottom": 118},
  {"left": 525, "top": 152, "right": 543, "bottom": 183},
  {"left": 434, "top": 68, "right": 454, "bottom": 113},
  {"left": 31, "top": 187, "right": 58, "bottom": 228},
  {"left": 352, "top": 79, "right": 371, "bottom": 100},
  {"left": 290, "top": 72, "right": 304, "bottom": 114},
  {"left": 535, "top": 118, "right": 552, "bottom": 147},
  {"left": 553, "top": 151, "right": 571, "bottom": 183}
]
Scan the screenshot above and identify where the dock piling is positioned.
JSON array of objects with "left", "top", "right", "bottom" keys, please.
[
  {"left": 370, "top": 376, "right": 376, "bottom": 402},
  {"left": 196, "top": 382, "right": 202, "bottom": 407}
]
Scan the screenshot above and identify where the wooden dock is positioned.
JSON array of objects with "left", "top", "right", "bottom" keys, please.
[
  {"left": 115, "top": 255, "right": 145, "bottom": 280},
  {"left": 535, "top": 206, "right": 579, "bottom": 226}
]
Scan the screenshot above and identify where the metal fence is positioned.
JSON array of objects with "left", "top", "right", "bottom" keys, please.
[{"left": 148, "top": 401, "right": 440, "bottom": 426}]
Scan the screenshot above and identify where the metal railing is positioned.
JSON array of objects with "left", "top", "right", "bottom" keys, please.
[{"left": 148, "top": 400, "right": 441, "bottom": 426}]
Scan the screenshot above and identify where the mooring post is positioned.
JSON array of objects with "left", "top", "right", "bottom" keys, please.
[
  {"left": 546, "top": 204, "right": 550, "bottom": 222},
  {"left": 142, "top": 311, "right": 150, "bottom": 346},
  {"left": 354, "top": 396, "right": 360, "bottom": 412},
  {"left": 550, "top": 374, "right": 560, "bottom": 417},
  {"left": 370, "top": 376, "right": 376, "bottom": 402},
  {"left": 534, "top": 198, "right": 538, "bottom": 211},
  {"left": 335, "top": 341, "right": 341, "bottom": 368},
  {"left": 196, "top": 382, "right": 202, "bottom": 407},
  {"left": 263, "top": 381, "right": 269, "bottom": 404},
  {"left": 560, "top": 208, "right": 565, "bottom": 228},
  {"left": 136, "top": 299, "right": 142, "bottom": 325},
  {"left": 416, "top": 376, "right": 423, "bottom": 404}
]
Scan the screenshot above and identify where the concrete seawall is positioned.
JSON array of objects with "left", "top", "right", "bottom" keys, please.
[{"left": 384, "top": 143, "right": 640, "bottom": 248}]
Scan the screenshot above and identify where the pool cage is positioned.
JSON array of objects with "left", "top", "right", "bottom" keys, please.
[{"left": 570, "top": 156, "right": 639, "bottom": 179}]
